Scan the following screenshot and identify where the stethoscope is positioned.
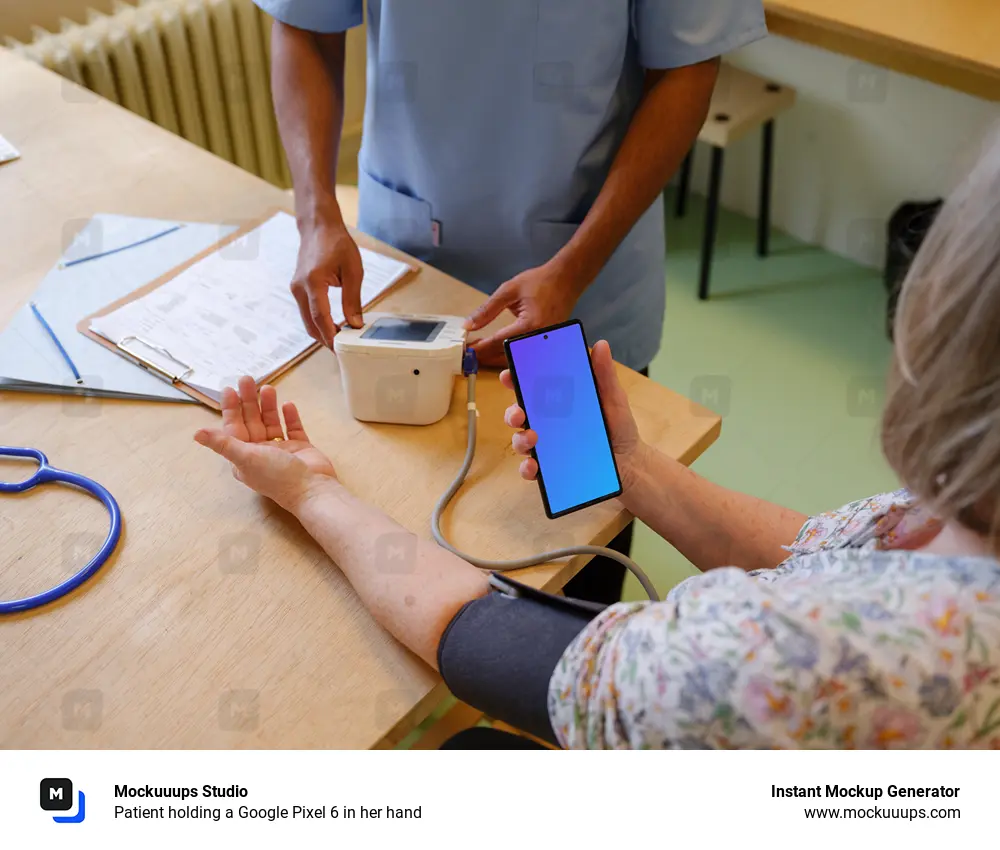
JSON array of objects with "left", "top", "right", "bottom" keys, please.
[{"left": 0, "top": 447, "right": 122, "bottom": 614}]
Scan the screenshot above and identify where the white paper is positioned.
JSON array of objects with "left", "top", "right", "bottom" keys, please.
[
  {"left": 89, "top": 211, "right": 412, "bottom": 401},
  {"left": 0, "top": 133, "right": 20, "bottom": 165}
]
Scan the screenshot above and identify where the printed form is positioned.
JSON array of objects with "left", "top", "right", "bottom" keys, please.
[{"left": 90, "top": 212, "right": 413, "bottom": 401}]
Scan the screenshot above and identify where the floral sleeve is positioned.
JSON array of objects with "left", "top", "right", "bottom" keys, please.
[
  {"left": 782, "top": 489, "right": 912, "bottom": 556},
  {"left": 547, "top": 492, "right": 1000, "bottom": 749},
  {"left": 548, "top": 567, "right": 804, "bottom": 749}
]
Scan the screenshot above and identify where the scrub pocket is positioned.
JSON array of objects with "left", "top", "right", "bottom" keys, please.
[
  {"left": 534, "top": 0, "right": 629, "bottom": 95},
  {"left": 357, "top": 166, "right": 436, "bottom": 260}
]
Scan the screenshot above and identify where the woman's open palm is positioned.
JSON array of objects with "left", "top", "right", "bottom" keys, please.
[{"left": 195, "top": 376, "right": 337, "bottom": 512}]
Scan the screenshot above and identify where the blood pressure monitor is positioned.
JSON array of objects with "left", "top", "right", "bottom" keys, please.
[{"left": 333, "top": 313, "right": 468, "bottom": 425}]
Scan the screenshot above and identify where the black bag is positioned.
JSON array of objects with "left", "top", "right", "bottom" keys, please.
[{"left": 884, "top": 199, "right": 943, "bottom": 339}]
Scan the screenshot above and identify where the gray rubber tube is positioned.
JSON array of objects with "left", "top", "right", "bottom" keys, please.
[{"left": 430, "top": 373, "right": 660, "bottom": 602}]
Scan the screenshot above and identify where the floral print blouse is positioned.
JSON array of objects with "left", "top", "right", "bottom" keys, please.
[{"left": 547, "top": 491, "right": 1000, "bottom": 749}]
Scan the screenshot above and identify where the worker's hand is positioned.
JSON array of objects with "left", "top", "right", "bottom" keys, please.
[
  {"left": 464, "top": 264, "right": 577, "bottom": 367},
  {"left": 291, "top": 218, "right": 364, "bottom": 348},
  {"left": 501, "top": 340, "right": 643, "bottom": 489},
  {"left": 194, "top": 376, "right": 339, "bottom": 513}
]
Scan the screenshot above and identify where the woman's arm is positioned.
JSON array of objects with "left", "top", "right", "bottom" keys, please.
[
  {"left": 503, "top": 341, "right": 806, "bottom": 573},
  {"left": 194, "top": 380, "right": 582, "bottom": 737},
  {"left": 194, "top": 378, "right": 488, "bottom": 670},
  {"left": 620, "top": 443, "right": 807, "bottom": 572},
  {"left": 293, "top": 479, "right": 489, "bottom": 668}
]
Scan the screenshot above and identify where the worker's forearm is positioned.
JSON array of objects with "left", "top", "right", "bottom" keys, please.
[
  {"left": 292, "top": 479, "right": 489, "bottom": 668},
  {"left": 551, "top": 60, "right": 719, "bottom": 293},
  {"left": 621, "top": 442, "right": 807, "bottom": 572},
  {"left": 270, "top": 21, "right": 347, "bottom": 229}
]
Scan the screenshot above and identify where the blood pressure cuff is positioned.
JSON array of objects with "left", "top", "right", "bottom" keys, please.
[{"left": 437, "top": 574, "right": 605, "bottom": 747}]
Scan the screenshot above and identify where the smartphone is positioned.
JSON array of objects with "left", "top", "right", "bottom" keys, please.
[{"left": 504, "top": 320, "right": 622, "bottom": 519}]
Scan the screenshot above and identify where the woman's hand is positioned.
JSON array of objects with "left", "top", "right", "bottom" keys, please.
[
  {"left": 500, "top": 339, "right": 644, "bottom": 490},
  {"left": 194, "top": 376, "right": 339, "bottom": 514}
]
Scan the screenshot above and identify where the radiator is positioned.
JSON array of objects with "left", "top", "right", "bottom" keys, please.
[{"left": 6, "top": 0, "right": 292, "bottom": 188}]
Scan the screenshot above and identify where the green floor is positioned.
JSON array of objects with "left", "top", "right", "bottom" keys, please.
[{"left": 625, "top": 189, "right": 899, "bottom": 599}]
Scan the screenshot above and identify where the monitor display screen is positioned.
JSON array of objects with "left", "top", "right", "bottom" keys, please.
[{"left": 362, "top": 318, "right": 443, "bottom": 342}]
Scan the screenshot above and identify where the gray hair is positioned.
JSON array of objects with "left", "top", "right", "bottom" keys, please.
[{"left": 882, "top": 132, "right": 1000, "bottom": 542}]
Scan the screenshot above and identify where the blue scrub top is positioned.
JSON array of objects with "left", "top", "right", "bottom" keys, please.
[{"left": 257, "top": 0, "right": 767, "bottom": 369}]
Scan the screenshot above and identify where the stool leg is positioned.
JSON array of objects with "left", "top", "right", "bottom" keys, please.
[
  {"left": 699, "top": 146, "right": 724, "bottom": 301},
  {"left": 757, "top": 119, "right": 774, "bottom": 258},
  {"left": 675, "top": 149, "right": 694, "bottom": 218}
]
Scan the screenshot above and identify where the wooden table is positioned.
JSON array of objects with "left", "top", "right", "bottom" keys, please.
[
  {"left": 0, "top": 50, "right": 720, "bottom": 749},
  {"left": 766, "top": 0, "right": 1000, "bottom": 101}
]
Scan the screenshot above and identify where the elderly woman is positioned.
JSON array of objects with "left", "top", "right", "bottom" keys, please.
[{"left": 196, "top": 138, "right": 1000, "bottom": 749}]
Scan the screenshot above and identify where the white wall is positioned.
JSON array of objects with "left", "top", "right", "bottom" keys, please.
[{"left": 689, "top": 35, "right": 999, "bottom": 268}]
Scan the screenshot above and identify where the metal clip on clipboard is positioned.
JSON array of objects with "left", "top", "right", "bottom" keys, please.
[{"left": 116, "top": 335, "right": 194, "bottom": 384}]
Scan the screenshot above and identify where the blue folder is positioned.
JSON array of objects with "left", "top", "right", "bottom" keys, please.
[{"left": 0, "top": 214, "right": 238, "bottom": 401}]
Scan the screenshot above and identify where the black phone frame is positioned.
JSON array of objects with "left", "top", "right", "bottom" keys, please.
[{"left": 503, "top": 319, "right": 623, "bottom": 520}]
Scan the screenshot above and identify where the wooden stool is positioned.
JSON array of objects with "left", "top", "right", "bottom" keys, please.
[{"left": 674, "top": 64, "right": 796, "bottom": 300}]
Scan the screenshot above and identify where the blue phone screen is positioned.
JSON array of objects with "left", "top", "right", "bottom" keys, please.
[{"left": 507, "top": 323, "right": 620, "bottom": 516}]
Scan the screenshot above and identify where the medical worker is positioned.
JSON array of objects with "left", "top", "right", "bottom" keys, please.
[{"left": 256, "top": 0, "right": 767, "bottom": 602}]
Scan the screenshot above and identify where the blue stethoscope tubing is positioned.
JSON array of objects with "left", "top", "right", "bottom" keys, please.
[{"left": 0, "top": 446, "right": 122, "bottom": 614}]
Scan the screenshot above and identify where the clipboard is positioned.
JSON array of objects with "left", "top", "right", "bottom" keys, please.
[{"left": 77, "top": 208, "right": 421, "bottom": 410}]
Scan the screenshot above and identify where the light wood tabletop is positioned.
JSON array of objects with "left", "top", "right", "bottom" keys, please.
[
  {"left": 766, "top": 0, "right": 1000, "bottom": 101},
  {"left": 0, "top": 50, "right": 720, "bottom": 749}
]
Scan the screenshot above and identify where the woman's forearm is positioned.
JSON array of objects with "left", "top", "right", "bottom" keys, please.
[
  {"left": 621, "top": 443, "right": 807, "bottom": 572},
  {"left": 292, "top": 480, "right": 489, "bottom": 668}
]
